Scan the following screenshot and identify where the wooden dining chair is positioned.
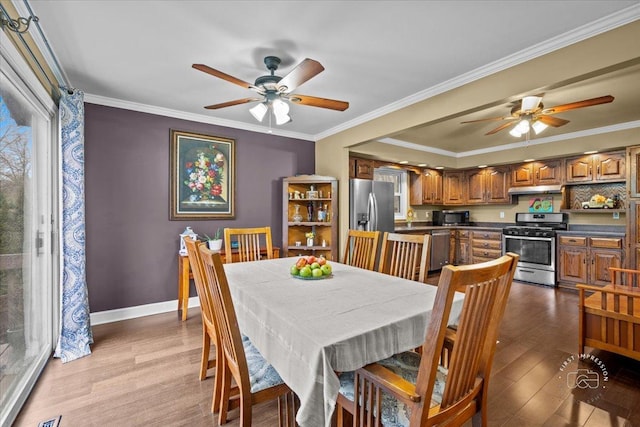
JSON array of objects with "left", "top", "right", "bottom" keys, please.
[
  {"left": 223, "top": 226, "right": 274, "bottom": 263},
  {"left": 183, "top": 236, "right": 223, "bottom": 413},
  {"left": 378, "top": 232, "right": 431, "bottom": 283},
  {"left": 342, "top": 229, "right": 381, "bottom": 271},
  {"left": 198, "top": 245, "right": 295, "bottom": 426},
  {"left": 337, "top": 253, "right": 519, "bottom": 427}
]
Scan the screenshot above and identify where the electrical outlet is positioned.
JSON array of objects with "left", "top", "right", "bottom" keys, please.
[
  {"left": 499, "top": 211, "right": 505, "bottom": 219},
  {"left": 425, "top": 211, "right": 430, "bottom": 219},
  {"left": 613, "top": 212, "right": 620, "bottom": 220}
]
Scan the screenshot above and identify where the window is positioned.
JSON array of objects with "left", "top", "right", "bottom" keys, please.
[{"left": 374, "top": 167, "right": 407, "bottom": 220}]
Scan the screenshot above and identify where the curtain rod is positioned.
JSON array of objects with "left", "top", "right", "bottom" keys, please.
[
  {"left": 21, "top": 0, "right": 73, "bottom": 93},
  {"left": 1, "top": 0, "right": 74, "bottom": 95}
]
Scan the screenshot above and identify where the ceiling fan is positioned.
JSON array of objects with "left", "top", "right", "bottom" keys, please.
[
  {"left": 192, "top": 56, "right": 349, "bottom": 125},
  {"left": 461, "top": 94, "right": 614, "bottom": 137}
]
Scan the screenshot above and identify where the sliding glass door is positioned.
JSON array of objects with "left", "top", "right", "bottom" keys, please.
[{"left": 1, "top": 40, "right": 57, "bottom": 425}]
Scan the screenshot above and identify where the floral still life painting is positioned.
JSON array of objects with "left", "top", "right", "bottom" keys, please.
[{"left": 170, "top": 130, "right": 235, "bottom": 219}]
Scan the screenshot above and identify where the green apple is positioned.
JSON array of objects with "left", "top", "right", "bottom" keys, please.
[
  {"left": 312, "top": 268, "right": 323, "bottom": 277},
  {"left": 290, "top": 265, "right": 300, "bottom": 276},
  {"left": 299, "top": 266, "right": 312, "bottom": 277},
  {"left": 311, "top": 262, "right": 321, "bottom": 270},
  {"left": 320, "top": 264, "right": 332, "bottom": 275}
]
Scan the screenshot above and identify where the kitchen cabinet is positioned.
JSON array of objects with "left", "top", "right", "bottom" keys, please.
[
  {"left": 349, "top": 157, "right": 374, "bottom": 179},
  {"left": 510, "top": 159, "right": 563, "bottom": 187},
  {"left": 470, "top": 229, "right": 502, "bottom": 264},
  {"left": 410, "top": 168, "right": 443, "bottom": 205},
  {"left": 443, "top": 171, "right": 466, "bottom": 205},
  {"left": 557, "top": 235, "right": 624, "bottom": 289},
  {"left": 282, "top": 175, "right": 338, "bottom": 260},
  {"left": 629, "top": 146, "right": 640, "bottom": 199},
  {"left": 466, "top": 166, "right": 511, "bottom": 204},
  {"left": 453, "top": 229, "right": 471, "bottom": 265},
  {"left": 564, "top": 150, "right": 625, "bottom": 184}
]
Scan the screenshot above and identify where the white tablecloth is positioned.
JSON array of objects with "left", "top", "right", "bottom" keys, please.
[{"left": 223, "top": 257, "right": 464, "bottom": 427}]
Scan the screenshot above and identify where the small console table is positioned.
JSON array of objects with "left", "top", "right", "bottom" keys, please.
[{"left": 177, "top": 247, "right": 280, "bottom": 320}]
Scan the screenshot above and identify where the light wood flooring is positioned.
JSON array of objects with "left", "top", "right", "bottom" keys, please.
[{"left": 14, "top": 280, "right": 640, "bottom": 426}]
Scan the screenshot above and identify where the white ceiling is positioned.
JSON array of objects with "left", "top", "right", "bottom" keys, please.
[{"left": 25, "top": 1, "right": 640, "bottom": 160}]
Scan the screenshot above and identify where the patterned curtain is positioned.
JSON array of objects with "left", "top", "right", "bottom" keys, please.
[{"left": 54, "top": 89, "right": 93, "bottom": 363}]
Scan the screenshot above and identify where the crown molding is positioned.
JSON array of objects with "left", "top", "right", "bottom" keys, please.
[
  {"left": 380, "top": 120, "right": 640, "bottom": 159},
  {"left": 315, "top": 4, "right": 640, "bottom": 141},
  {"left": 83, "top": 93, "right": 315, "bottom": 141}
]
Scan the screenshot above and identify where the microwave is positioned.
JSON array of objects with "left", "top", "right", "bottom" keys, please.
[{"left": 432, "top": 210, "right": 470, "bottom": 226}]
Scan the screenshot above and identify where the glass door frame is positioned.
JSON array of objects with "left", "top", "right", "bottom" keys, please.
[{"left": 0, "top": 28, "right": 59, "bottom": 426}]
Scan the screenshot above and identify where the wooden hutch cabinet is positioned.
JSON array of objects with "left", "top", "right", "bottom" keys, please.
[
  {"left": 510, "top": 159, "right": 563, "bottom": 187},
  {"left": 628, "top": 145, "right": 640, "bottom": 270},
  {"left": 564, "top": 150, "right": 625, "bottom": 184},
  {"left": 282, "top": 175, "right": 338, "bottom": 261}
]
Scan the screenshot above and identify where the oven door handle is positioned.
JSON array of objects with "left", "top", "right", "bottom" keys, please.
[{"left": 503, "top": 235, "right": 554, "bottom": 242}]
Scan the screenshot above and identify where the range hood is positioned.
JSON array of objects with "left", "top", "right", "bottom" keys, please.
[{"left": 507, "top": 185, "right": 563, "bottom": 195}]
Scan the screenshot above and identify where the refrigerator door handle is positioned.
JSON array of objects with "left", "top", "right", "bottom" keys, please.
[{"left": 370, "top": 192, "right": 378, "bottom": 231}]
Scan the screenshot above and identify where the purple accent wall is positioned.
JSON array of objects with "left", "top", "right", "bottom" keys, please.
[{"left": 84, "top": 103, "right": 315, "bottom": 312}]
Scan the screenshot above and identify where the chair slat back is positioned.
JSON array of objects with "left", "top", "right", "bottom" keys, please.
[
  {"left": 343, "top": 229, "right": 381, "bottom": 271},
  {"left": 199, "top": 246, "right": 251, "bottom": 391},
  {"left": 184, "top": 237, "right": 216, "bottom": 331},
  {"left": 224, "top": 226, "right": 274, "bottom": 263},
  {"left": 378, "top": 232, "right": 431, "bottom": 283},
  {"left": 413, "top": 253, "right": 519, "bottom": 425},
  {"left": 610, "top": 267, "right": 640, "bottom": 291}
]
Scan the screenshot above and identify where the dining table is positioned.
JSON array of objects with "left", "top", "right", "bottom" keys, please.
[{"left": 223, "top": 257, "right": 464, "bottom": 427}]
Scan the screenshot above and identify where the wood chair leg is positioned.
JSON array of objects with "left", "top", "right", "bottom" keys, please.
[
  {"left": 278, "top": 392, "right": 299, "bottom": 427},
  {"left": 200, "top": 330, "right": 210, "bottom": 380},
  {"left": 218, "top": 365, "right": 232, "bottom": 424},
  {"left": 211, "top": 343, "right": 224, "bottom": 413}
]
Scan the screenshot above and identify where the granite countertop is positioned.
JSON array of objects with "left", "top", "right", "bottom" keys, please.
[
  {"left": 556, "top": 230, "right": 626, "bottom": 237},
  {"left": 394, "top": 223, "right": 503, "bottom": 232}
]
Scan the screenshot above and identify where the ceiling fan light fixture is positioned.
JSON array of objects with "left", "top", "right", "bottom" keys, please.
[
  {"left": 272, "top": 98, "right": 291, "bottom": 125},
  {"left": 250, "top": 102, "right": 268, "bottom": 122},
  {"left": 532, "top": 120, "right": 548, "bottom": 135},
  {"left": 509, "top": 127, "right": 522, "bottom": 138},
  {"left": 521, "top": 96, "right": 542, "bottom": 112}
]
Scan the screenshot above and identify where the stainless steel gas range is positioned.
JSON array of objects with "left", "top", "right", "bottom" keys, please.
[{"left": 502, "top": 212, "right": 568, "bottom": 287}]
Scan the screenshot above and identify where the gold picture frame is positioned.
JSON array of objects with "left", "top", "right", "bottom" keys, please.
[{"left": 170, "top": 130, "right": 235, "bottom": 219}]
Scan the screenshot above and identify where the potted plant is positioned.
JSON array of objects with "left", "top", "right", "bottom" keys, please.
[{"left": 203, "top": 228, "right": 223, "bottom": 251}]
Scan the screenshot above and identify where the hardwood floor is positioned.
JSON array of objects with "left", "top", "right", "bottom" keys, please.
[{"left": 14, "top": 280, "right": 640, "bottom": 426}]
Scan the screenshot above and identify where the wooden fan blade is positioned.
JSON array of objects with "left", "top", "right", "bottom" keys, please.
[
  {"left": 192, "top": 64, "right": 257, "bottom": 90},
  {"left": 204, "top": 98, "right": 261, "bottom": 110},
  {"left": 542, "top": 95, "right": 614, "bottom": 115},
  {"left": 461, "top": 116, "right": 516, "bottom": 124},
  {"left": 485, "top": 121, "right": 516, "bottom": 135},
  {"left": 289, "top": 94, "right": 349, "bottom": 111},
  {"left": 276, "top": 59, "right": 324, "bottom": 93},
  {"left": 537, "top": 115, "right": 570, "bottom": 127}
]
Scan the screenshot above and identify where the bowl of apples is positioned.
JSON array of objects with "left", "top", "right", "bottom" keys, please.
[{"left": 290, "top": 255, "right": 333, "bottom": 280}]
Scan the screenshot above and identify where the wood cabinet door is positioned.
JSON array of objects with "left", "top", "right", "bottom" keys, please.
[
  {"left": 535, "top": 160, "right": 563, "bottom": 185},
  {"left": 409, "top": 171, "right": 423, "bottom": 205},
  {"left": 423, "top": 169, "right": 443, "bottom": 204},
  {"left": 595, "top": 151, "right": 625, "bottom": 182},
  {"left": 465, "top": 170, "right": 485, "bottom": 204},
  {"left": 443, "top": 171, "right": 465, "bottom": 205},
  {"left": 457, "top": 237, "right": 470, "bottom": 265},
  {"left": 558, "top": 246, "right": 588, "bottom": 283},
  {"left": 355, "top": 159, "right": 374, "bottom": 179},
  {"left": 349, "top": 157, "right": 356, "bottom": 179},
  {"left": 629, "top": 146, "right": 640, "bottom": 198},
  {"left": 511, "top": 163, "right": 535, "bottom": 187},
  {"left": 590, "top": 249, "right": 623, "bottom": 286},
  {"left": 565, "top": 155, "right": 592, "bottom": 183},
  {"left": 485, "top": 167, "right": 510, "bottom": 203}
]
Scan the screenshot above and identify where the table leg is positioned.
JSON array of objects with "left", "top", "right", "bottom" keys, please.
[{"left": 178, "top": 255, "right": 190, "bottom": 321}]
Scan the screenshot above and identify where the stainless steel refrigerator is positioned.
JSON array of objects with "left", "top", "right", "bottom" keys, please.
[{"left": 349, "top": 178, "right": 395, "bottom": 233}]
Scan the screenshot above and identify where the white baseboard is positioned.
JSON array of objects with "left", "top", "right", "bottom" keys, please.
[{"left": 90, "top": 297, "right": 201, "bottom": 325}]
